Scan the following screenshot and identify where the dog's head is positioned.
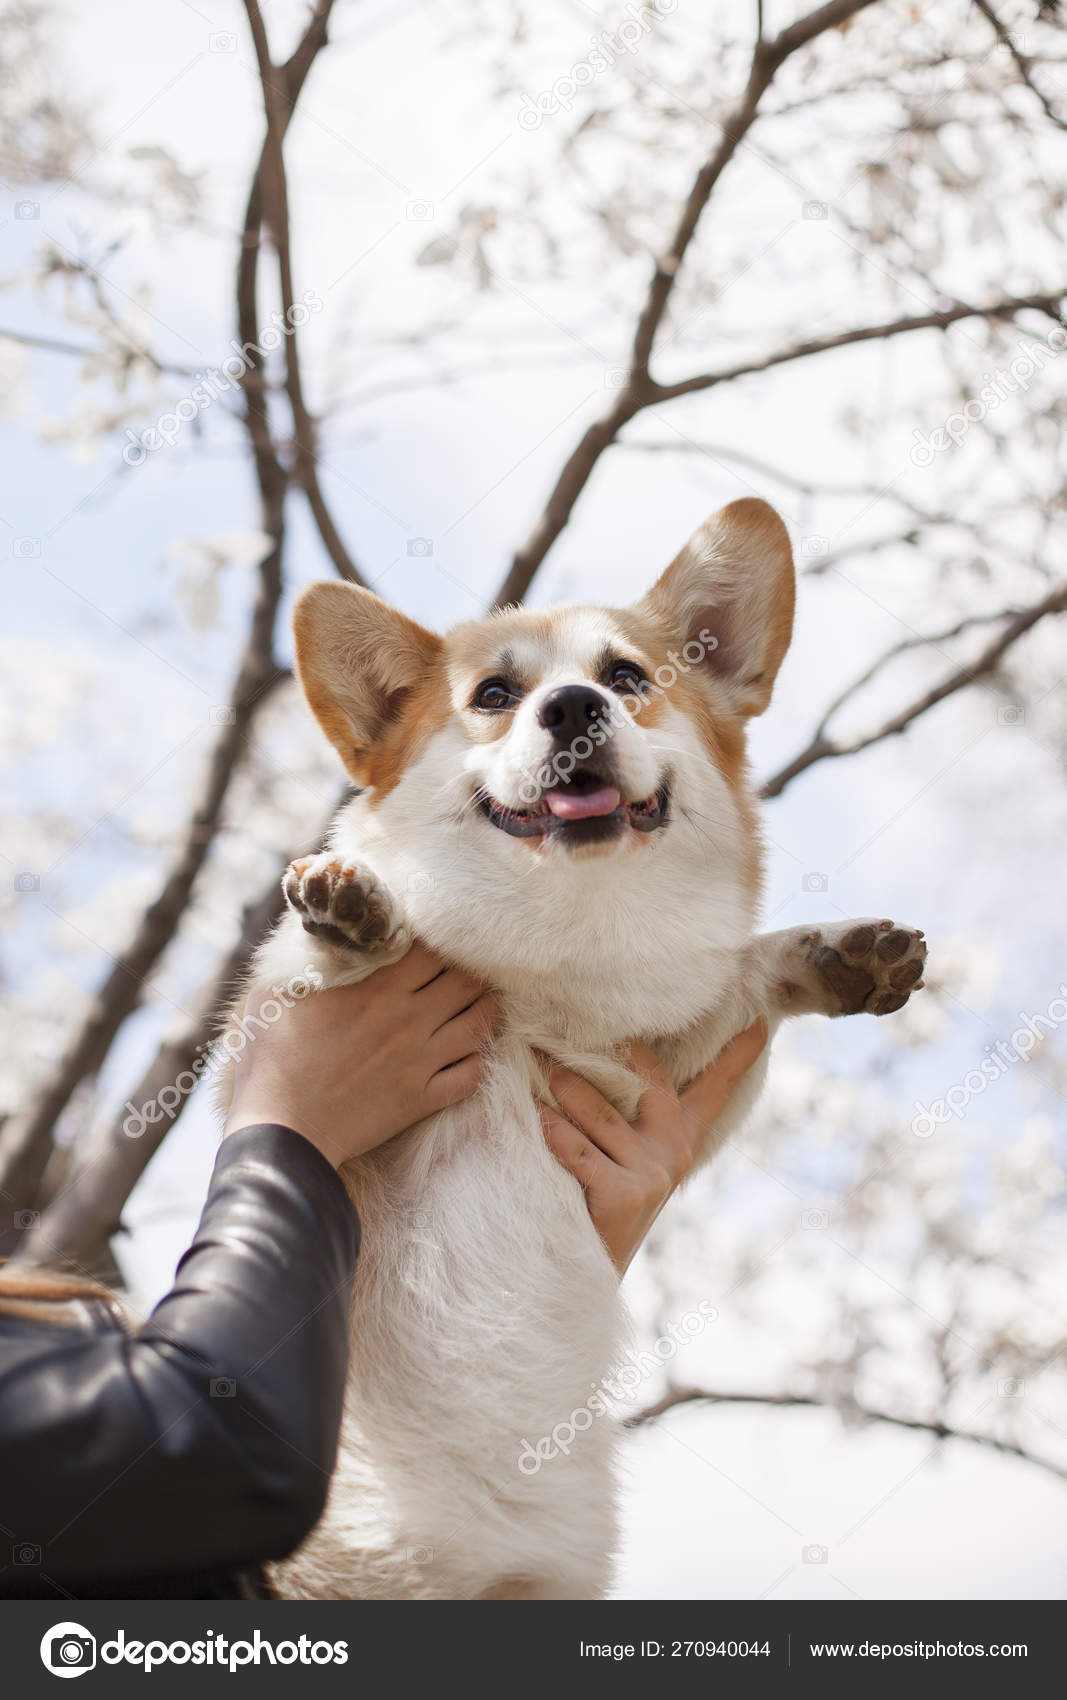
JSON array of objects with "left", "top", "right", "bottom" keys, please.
[{"left": 294, "top": 499, "right": 793, "bottom": 1004}]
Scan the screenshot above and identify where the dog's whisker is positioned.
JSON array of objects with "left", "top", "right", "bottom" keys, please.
[{"left": 677, "top": 804, "right": 719, "bottom": 873}]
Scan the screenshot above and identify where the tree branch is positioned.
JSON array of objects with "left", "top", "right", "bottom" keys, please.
[
  {"left": 653, "top": 291, "right": 1067, "bottom": 402},
  {"left": 617, "top": 432, "right": 884, "bottom": 498},
  {"left": 972, "top": 0, "right": 1067, "bottom": 132},
  {"left": 490, "top": 0, "right": 883, "bottom": 608},
  {"left": 331, "top": 350, "right": 604, "bottom": 416},
  {"left": 234, "top": 0, "right": 334, "bottom": 502},
  {"left": 0, "top": 325, "right": 200, "bottom": 375},
  {"left": 16, "top": 776, "right": 348, "bottom": 1276},
  {"left": 626, "top": 1384, "right": 1067, "bottom": 1483},
  {"left": 616, "top": 433, "right": 954, "bottom": 535},
  {"left": 0, "top": 666, "right": 289, "bottom": 1247},
  {"left": 760, "top": 578, "right": 1067, "bottom": 799},
  {"left": 0, "top": 5, "right": 340, "bottom": 1247},
  {"left": 243, "top": 0, "right": 366, "bottom": 586},
  {"left": 16, "top": 876, "right": 288, "bottom": 1276}
]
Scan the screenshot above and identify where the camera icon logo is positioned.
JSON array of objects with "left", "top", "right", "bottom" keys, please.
[
  {"left": 996, "top": 704, "right": 1025, "bottom": 727},
  {"left": 210, "top": 705, "right": 236, "bottom": 726},
  {"left": 802, "top": 534, "right": 829, "bottom": 556},
  {"left": 801, "top": 871, "right": 828, "bottom": 893},
  {"left": 803, "top": 201, "right": 828, "bottom": 220},
  {"left": 407, "top": 537, "right": 433, "bottom": 557},
  {"left": 210, "top": 1377, "right": 237, "bottom": 1398},
  {"left": 405, "top": 1545, "right": 435, "bottom": 1564},
  {"left": 802, "top": 1208, "right": 830, "bottom": 1230},
  {"left": 998, "top": 1377, "right": 1025, "bottom": 1398},
  {"left": 15, "top": 200, "right": 40, "bottom": 220},
  {"left": 14, "top": 537, "right": 41, "bottom": 557},
  {"left": 802, "top": 1543, "right": 829, "bottom": 1564},
  {"left": 40, "top": 1622, "right": 97, "bottom": 1678},
  {"left": 406, "top": 872, "right": 436, "bottom": 894},
  {"left": 14, "top": 1209, "right": 40, "bottom": 1230},
  {"left": 406, "top": 200, "right": 434, "bottom": 221},
  {"left": 14, "top": 1541, "right": 41, "bottom": 1564},
  {"left": 209, "top": 30, "right": 237, "bottom": 52},
  {"left": 604, "top": 367, "right": 628, "bottom": 389},
  {"left": 15, "top": 871, "right": 40, "bottom": 893}
]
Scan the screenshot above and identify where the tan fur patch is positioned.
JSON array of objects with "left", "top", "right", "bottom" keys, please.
[
  {"left": 363, "top": 661, "right": 453, "bottom": 803},
  {"left": 293, "top": 582, "right": 447, "bottom": 795}
]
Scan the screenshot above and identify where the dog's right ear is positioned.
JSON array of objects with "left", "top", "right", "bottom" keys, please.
[
  {"left": 293, "top": 582, "right": 443, "bottom": 784},
  {"left": 636, "top": 498, "right": 795, "bottom": 719}
]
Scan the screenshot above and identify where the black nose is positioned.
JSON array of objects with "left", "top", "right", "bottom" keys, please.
[{"left": 537, "top": 684, "right": 611, "bottom": 745}]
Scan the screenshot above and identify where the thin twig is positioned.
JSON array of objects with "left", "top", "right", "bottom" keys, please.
[
  {"left": 626, "top": 1384, "right": 1067, "bottom": 1483},
  {"left": 760, "top": 577, "right": 1067, "bottom": 798},
  {"left": 972, "top": 0, "right": 1067, "bottom": 132},
  {"left": 653, "top": 291, "right": 1067, "bottom": 402},
  {"left": 0, "top": 324, "right": 199, "bottom": 374}
]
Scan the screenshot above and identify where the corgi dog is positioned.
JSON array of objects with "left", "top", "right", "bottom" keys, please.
[{"left": 239, "top": 498, "right": 926, "bottom": 1600}]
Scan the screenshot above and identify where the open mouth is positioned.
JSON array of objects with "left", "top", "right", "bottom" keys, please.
[{"left": 478, "top": 768, "right": 670, "bottom": 842}]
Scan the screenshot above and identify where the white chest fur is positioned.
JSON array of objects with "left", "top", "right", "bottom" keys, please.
[{"left": 272, "top": 1038, "right": 626, "bottom": 1600}]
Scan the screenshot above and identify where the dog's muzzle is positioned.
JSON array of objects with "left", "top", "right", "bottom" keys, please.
[{"left": 477, "top": 768, "right": 671, "bottom": 846}]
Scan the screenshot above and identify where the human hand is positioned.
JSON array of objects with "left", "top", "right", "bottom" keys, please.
[
  {"left": 540, "top": 1021, "right": 768, "bottom": 1273},
  {"left": 224, "top": 945, "right": 498, "bottom": 1168}
]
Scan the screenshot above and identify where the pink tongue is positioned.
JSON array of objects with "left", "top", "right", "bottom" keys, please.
[{"left": 544, "top": 784, "right": 621, "bottom": 820}]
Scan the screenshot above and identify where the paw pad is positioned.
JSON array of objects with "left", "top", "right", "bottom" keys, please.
[
  {"left": 810, "top": 918, "right": 927, "bottom": 1018},
  {"left": 875, "top": 927, "right": 912, "bottom": 963},
  {"left": 283, "top": 855, "right": 398, "bottom": 952}
]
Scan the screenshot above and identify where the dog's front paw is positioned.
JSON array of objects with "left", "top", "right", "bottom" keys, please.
[
  {"left": 806, "top": 918, "right": 927, "bottom": 1017},
  {"left": 282, "top": 854, "right": 406, "bottom": 954}
]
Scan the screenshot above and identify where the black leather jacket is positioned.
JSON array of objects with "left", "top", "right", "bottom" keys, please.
[{"left": 0, "top": 1124, "right": 359, "bottom": 1599}]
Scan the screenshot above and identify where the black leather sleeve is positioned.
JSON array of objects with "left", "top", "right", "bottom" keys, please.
[{"left": 0, "top": 1125, "right": 359, "bottom": 1595}]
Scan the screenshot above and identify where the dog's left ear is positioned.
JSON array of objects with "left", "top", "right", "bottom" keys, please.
[
  {"left": 293, "top": 581, "right": 443, "bottom": 785},
  {"left": 635, "top": 498, "right": 795, "bottom": 718}
]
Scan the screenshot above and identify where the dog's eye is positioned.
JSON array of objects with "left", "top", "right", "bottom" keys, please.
[
  {"left": 605, "top": 658, "right": 648, "bottom": 695},
  {"left": 472, "top": 677, "right": 520, "bottom": 712}
]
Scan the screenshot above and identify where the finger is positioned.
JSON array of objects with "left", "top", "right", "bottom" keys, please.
[
  {"left": 418, "top": 963, "right": 490, "bottom": 1028},
  {"left": 617, "top": 1045, "right": 697, "bottom": 1182},
  {"left": 621, "top": 1039, "right": 685, "bottom": 1135},
  {"left": 547, "top": 1066, "right": 644, "bottom": 1167},
  {"left": 540, "top": 1105, "right": 615, "bottom": 1191},
  {"left": 424, "top": 1051, "right": 485, "bottom": 1112},
  {"left": 679, "top": 1019, "right": 768, "bottom": 1138},
  {"left": 385, "top": 941, "right": 449, "bottom": 991},
  {"left": 621, "top": 1039, "right": 673, "bottom": 1093},
  {"left": 428, "top": 993, "right": 500, "bottom": 1069}
]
